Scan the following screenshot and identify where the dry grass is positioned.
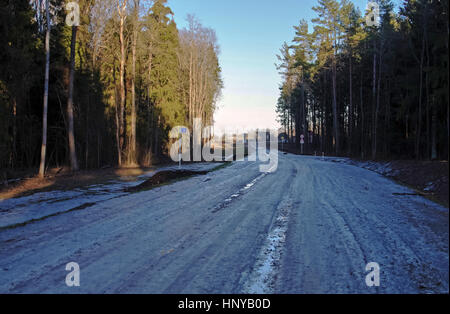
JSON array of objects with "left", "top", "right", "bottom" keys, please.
[{"left": 0, "top": 166, "right": 158, "bottom": 200}]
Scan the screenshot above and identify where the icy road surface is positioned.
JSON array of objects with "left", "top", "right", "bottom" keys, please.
[{"left": 0, "top": 154, "right": 448, "bottom": 293}]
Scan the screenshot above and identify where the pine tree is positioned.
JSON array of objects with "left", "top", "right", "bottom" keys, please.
[{"left": 312, "top": 0, "right": 342, "bottom": 154}]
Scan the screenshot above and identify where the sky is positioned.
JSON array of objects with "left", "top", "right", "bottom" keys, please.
[{"left": 167, "top": 0, "right": 383, "bottom": 132}]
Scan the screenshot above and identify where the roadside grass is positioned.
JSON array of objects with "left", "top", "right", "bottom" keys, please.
[
  {"left": 314, "top": 154, "right": 449, "bottom": 208},
  {"left": 390, "top": 180, "right": 449, "bottom": 209},
  {"left": 0, "top": 162, "right": 233, "bottom": 231},
  {"left": 0, "top": 162, "right": 232, "bottom": 201},
  {"left": 0, "top": 167, "right": 159, "bottom": 200}
]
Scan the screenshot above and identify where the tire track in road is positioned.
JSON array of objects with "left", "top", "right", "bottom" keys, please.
[
  {"left": 210, "top": 155, "right": 279, "bottom": 214},
  {"left": 285, "top": 157, "right": 448, "bottom": 293},
  {"left": 278, "top": 157, "right": 380, "bottom": 293},
  {"left": 242, "top": 196, "right": 293, "bottom": 293},
  {"left": 242, "top": 157, "right": 297, "bottom": 293},
  {"left": 210, "top": 172, "right": 268, "bottom": 213},
  {"left": 320, "top": 165, "right": 448, "bottom": 293}
]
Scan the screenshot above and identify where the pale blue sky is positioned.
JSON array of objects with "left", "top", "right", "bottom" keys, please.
[{"left": 167, "top": 0, "right": 392, "bottom": 131}]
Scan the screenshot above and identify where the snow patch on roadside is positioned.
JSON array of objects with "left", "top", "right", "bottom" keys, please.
[
  {"left": 0, "top": 163, "right": 222, "bottom": 229},
  {"left": 243, "top": 197, "right": 292, "bottom": 294},
  {"left": 0, "top": 184, "right": 134, "bottom": 229},
  {"left": 321, "top": 156, "right": 399, "bottom": 177},
  {"left": 424, "top": 181, "right": 435, "bottom": 192}
]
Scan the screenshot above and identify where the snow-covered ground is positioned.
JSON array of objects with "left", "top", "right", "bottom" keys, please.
[
  {"left": 320, "top": 156, "right": 400, "bottom": 177},
  {"left": 0, "top": 163, "right": 220, "bottom": 230},
  {"left": 0, "top": 154, "right": 448, "bottom": 293}
]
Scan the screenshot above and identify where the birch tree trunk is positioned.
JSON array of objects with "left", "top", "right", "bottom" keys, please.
[
  {"left": 130, "top": 0, "right": 139, "bottom": 165},
  {"left": 117, "top": 0, "right": 127, "bottom": 166},
  {"left": 39, "top": 0, "right": 50, "bottom": 178}
]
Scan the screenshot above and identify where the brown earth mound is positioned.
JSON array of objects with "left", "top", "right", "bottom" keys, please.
[{"left": 126, "top": 170, "right": 209, "bottom": 192}]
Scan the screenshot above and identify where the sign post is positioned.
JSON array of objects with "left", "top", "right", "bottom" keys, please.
[
  {"left": 300, "top": 134, "right": 305, "bottom": 155},
  {"left": 179, "top": 127, "right": 187, "bottom": 168}
]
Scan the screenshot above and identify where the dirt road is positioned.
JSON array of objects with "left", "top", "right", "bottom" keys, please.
[{"left": 0, "top": 154, "right": 448, "bottom": 293}]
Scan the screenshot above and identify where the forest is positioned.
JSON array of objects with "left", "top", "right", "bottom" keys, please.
[
  {"left": 276, "top": 0, "right": 449, "bottom": 160},
  {"left": 0, "top": 0, "right": 223, "bottom": 177},
  {"left": 1, "top": 0, "right": 449, "bottom": 181}
]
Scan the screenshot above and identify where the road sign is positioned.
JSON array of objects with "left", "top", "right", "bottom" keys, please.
[{"left": 300, "top": 134, "right": 305, "bottom": 144}]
